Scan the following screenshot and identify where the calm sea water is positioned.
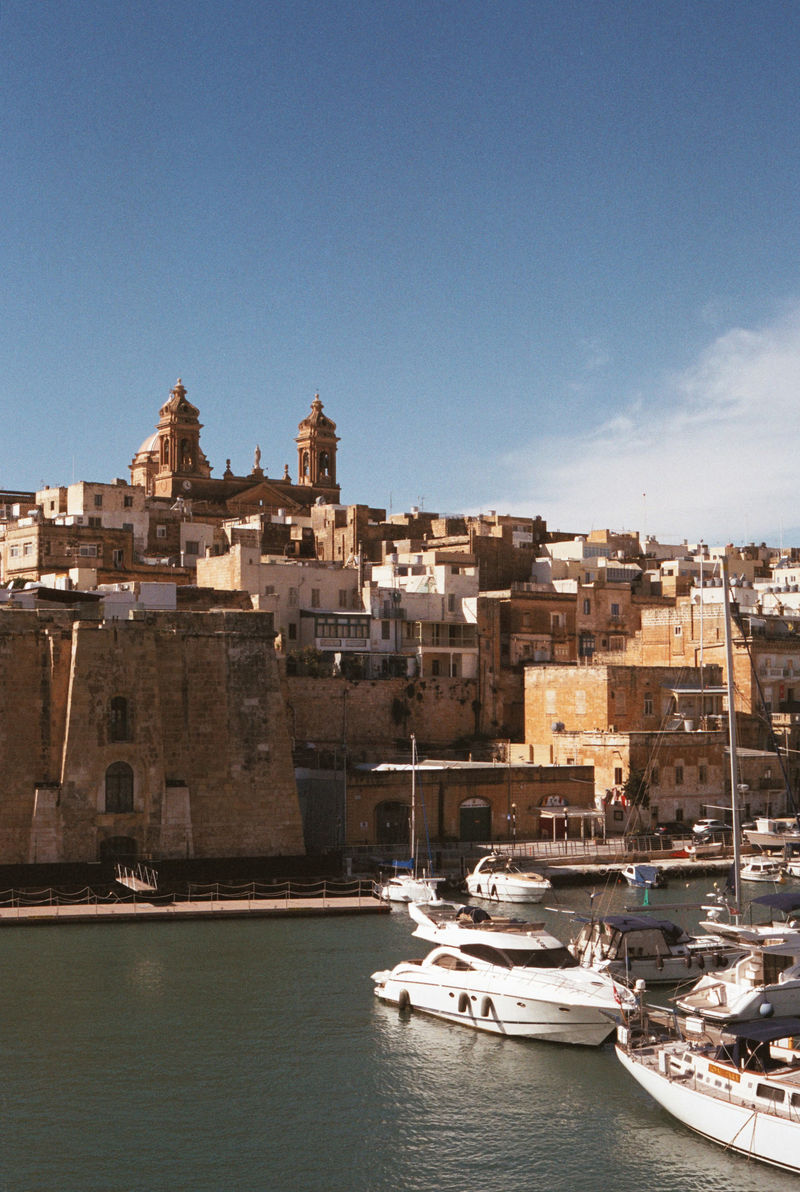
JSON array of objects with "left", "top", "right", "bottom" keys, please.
[{"left": 1, "top": 876, "right": 797, "bottom": 1192}]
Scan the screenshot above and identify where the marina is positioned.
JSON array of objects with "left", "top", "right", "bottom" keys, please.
[{"left": 4, "top": 874, "right": 800, "bottom": 1192}]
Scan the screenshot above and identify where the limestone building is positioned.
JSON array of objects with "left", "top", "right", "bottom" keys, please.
[{"left": 0, "top": 606, "right": 303, "bottom": 866}]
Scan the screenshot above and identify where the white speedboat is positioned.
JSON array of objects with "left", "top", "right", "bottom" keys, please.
[
  {"left": 379, "top": 871, "right": 445, "bottom": 904},
  {"left": 569, "top": 913, "right": 743, "bottom": 987},
  {"left": 621, "top": 863, "right": 665, "bottom": 889},
  {"left": 741, "top": 856, "right": 785, "bottom": 883},
  {"left": 616, "top": 1010, "right": 800, "bottom": 1174},
  {"left": 371, "top": 902, "right": 635, "bottom": 1045},
  {"left": 465, "top": 854, "right": 552, "bottom": 903},
  {"left": 674, "top": 934, "right": 800, "bottom": 1023}
]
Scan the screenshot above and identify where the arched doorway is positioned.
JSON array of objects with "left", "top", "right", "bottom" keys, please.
[
  {"left": 375, "top": 801, "right": 410, "bottom": 846},
  {"left": 460, "top": 797, "right": 491, "bottom": 842}
]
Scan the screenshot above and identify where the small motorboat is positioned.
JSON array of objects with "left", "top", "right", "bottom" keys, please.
[
  {"left": 621, "top": 864, "right": 665, "bottom": 889},
  {"left": 741, "top": 857, "right": 785, "bottom": 883}
]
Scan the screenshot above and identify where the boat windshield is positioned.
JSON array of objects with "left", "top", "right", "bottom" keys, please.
[{"left": 460, "top": 943, "right": 577, "bottom": 969}]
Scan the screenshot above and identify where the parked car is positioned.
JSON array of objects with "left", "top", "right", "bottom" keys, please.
[
  {"left": 692, "top": 818, "right": 727, "bottom": 836},
  {"left": 656, "top": 821, "right": 688, "bottom": 838}
]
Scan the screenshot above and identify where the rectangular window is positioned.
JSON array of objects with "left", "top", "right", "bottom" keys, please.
[
  {"left": 339, "top": 589, "right": 348, "bottom": 608},
  {"left": 675, "top": 765, "right": 684, "bottom": 786},
  {"left": 9, "top": 545, "right": 20, "bottom": 558},
  {"left": 184, "top": 540, "right": 200, "bottom": 556},
  {"left": 122, "top": 522, "right": 133, "bottom": 532},
  {"left": 79, "top": 544, "right": 98, "bottom": 557},
  {"left": 447, "top": 593, "right": 456, "bottom": 612},
  {"left": 288, "top": 587, "right": 298, "bottom": 607},
  {"left": 381, "top": 620, "right": 390, "bottom": 640},
  {"left": 23, "top": 542, "right": 33, "bottom": 556},
  {"left": 699, "top": 764, "right": 708, "bottom": 784},
  {"left": 123, "top": 494, "right": 133, "bottom": 508},
  {"left": 287, "top": 622, "right": 297, "bottom": 640},
  {"left": 651, "top": 766, "right": 659, "bottom": 787},
  {"left": 88, "top": 516, "right": 102, "bottom": 528},
  {"left": 610, "top": 603, "right": 620, "bottom": 618},
  {"left": 311, "top": 588, "right": 321, "bottom": 608},
  {"left": 263, "top": 585, "right": 275, "bottom": 596},
  {"left": 674, "top": 625, "right": 683, "bottom": 636},
  {"left": 583, "top": 598, "right": 591, "bottom": 614},
  {"left": 94, "top": 494, "right": 103, "bottom": 508},
  {"left": 644, "top": 693, "right": 653, "bottom": 716},
  {"left": 156, "top": 525, "right": 167, "bottom": 539},
  {"left": 112, "top": 549, "right": 123, "bottom": 568},
  {"left": 614, "top": 767, "right": 623, "bottom": 785}
]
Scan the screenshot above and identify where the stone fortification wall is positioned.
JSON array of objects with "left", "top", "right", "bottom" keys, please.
[
  {"left": 0, "top": 608, "right": 303, "bottom": 865},
  {"left": 285, "top": 675, "right": 479, "bottom": 759}
]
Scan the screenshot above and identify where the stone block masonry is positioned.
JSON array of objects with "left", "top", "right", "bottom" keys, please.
[{"left": 0, "top": 608, "right": 304, "bottom": 865}]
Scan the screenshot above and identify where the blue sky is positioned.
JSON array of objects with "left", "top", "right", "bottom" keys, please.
[{"left": 3, "top": 0, "right": 800, "bottom": 545}]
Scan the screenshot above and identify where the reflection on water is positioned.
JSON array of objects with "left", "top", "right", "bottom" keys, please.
[{"left": 1, "top": 879, "right": 799, "bottom": 1192}]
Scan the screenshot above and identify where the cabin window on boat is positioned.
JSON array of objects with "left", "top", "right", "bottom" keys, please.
[
  {"left": 756, "top": 1084, "right": 785, "bottom": 1103},
  {"left": 432, "top": 954, "right": 474, "bottom": 971},
  {"left": 105, "top": 762, "right": 134, "bottom": 814},
  {"left": 461, "top": 943, "right": 577, "bottom": 970},
  {"left": 109, "top": 697, "right": 131, "bottom": 743}
]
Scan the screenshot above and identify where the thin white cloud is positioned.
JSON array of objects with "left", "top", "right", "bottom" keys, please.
[{"left": 496, "top": 302, "right": 800, "bottom": 544}]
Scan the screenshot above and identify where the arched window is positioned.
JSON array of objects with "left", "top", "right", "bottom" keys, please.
[
  {"left": 105, "top": 762, "right": 134, "bottom": 813},
  {"left": 302, "top": 451, "right": 310, "bottom": 477},
  {"left": 319, "top": 451, "right": 329, "bottom": 477},
  {"left": 109, "top": 696, "right": 131, "bottom": 742}
]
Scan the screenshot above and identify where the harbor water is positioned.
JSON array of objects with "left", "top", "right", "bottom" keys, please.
[{"left": 2, "top": 875, "right": 799, "bottom": 1192}]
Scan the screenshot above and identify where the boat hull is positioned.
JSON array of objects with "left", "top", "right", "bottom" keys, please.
[
  {"left": 372, "top": 959, "right": 620, "bottom": 1045},
  {"left": 464, "top": 876, "right": 550, "bottom": 903},
  {"left": 616, "top": 1044, "right": 800, "bottom": 1173}
]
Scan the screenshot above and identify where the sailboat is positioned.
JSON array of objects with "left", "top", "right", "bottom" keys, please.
[{"left": 379, "top": 734, "right": 445, "bottom": 904}]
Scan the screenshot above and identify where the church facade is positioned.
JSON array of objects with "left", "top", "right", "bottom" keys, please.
[{"left": 130, "top": 379, "right": 341, "bottom": 512}]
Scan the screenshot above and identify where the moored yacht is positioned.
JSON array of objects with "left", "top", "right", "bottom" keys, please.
[
  {"left": 616, "top": 1008, "right": 800, "bottom": 1174},
  {"left": 465, "top": 854, "right": 552, "bottom": 903},
  {"left": 569, "top": 913, "right": 744, "bottom": 987},
  {"left": 674, "top": 933, "right": 800, "bottom": 1023},
  {"left": 371, "top": 902, "right": 635, "bottom": 1045}
]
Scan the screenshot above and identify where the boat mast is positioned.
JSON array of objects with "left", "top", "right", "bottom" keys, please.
[
  {"left": 410, "top": 732, "right": 417, "bottom": 875},
  {"left": 722, "top": 556, "right": 742, "bottom": 917}
]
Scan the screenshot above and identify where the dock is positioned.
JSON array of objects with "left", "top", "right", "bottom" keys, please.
[{"left": 0, "top": 893, "right": 389, "bottom": 925}]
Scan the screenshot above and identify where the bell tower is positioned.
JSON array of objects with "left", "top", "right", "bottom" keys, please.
[
  {"left": 155, "top": 379, "right": 211, "bottom": 495},
  {"left": 295, "top": 394, "right": 339, "bottom": 493}
]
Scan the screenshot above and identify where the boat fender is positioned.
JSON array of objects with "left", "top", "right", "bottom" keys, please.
[
  {"left": 458, "top": 993, "right": 470, "bottom": 1014},
  {"left": 714, "top": 953, "right": 723, "bottom": 967},
  {"left": 684, "top": 955, "right": 691, "bottom": 969},
  {"left": 481, "top": 997, "right": 494, "bottom": 1018},
  {"left": 656, "top": 955, "right": 664, "bottom": 971},
  {"left": 696, "top": 955, "right": 704, "bottom": 970},
  {"left": 397, "top": 990, "right": 410, "bottom": 1011}
]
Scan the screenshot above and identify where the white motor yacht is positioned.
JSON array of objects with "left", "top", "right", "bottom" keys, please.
[
  {"left": 674, "top": 933, "right": 800, "bottom": 1023},
  {"left": 569, "top": 913, "right": 743, "bottom": 987},
  {"left": 744, "top": 816, "right": 800, "bottom": 850},
  {"left": 616, "top": 1009, "right": 800, "bottom": 1174},
  {"left": 371, "top": 902, "right": 635, "bottom": 1045},
  {"left": 465, "top": 854, "right": 552, "bottom": 903},
  {"left": 700, "top": 889, "right": 800, "bottom": 944}
]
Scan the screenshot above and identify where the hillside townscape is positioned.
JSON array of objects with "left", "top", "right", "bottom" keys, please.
[{"left": 0, "top": 378, "right": 793, "bottom": 873}]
